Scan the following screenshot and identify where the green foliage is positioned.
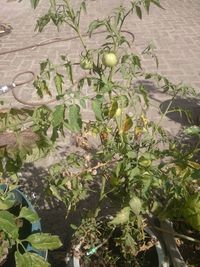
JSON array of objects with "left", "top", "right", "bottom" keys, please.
[
  {"left": 26, "top": 233, "right": 62, "bottom": 250},
  {"left": 18, "top": 207, "right": 39, "bottom": 223},
  {"left": 2, "top": 0, "right": 200, "bottom": 265},
  {"left": 181, "top": 195, "right": 200, "bottom": 231},
  {"left": 15, "top": 251, "right": 50, "bottom": 267},
  {"left": 0, "top": 187, "right": 62, "bottom": 265}
]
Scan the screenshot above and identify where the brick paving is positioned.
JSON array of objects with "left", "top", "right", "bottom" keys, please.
[
  {"left": 0, "top": 1, "right": 200, "bottom": 265},
  {"left": 1, "top": 0, "right": 200, "bottom": 96}
]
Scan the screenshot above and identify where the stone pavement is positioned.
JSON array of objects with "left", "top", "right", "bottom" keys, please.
[
  {"left": 0, "top": 0, "right": 200, "bottom": 265},
  {"left": 1, "top": 0, "right": 200, "bottom": 97},
  {"left": 0, "top": 0, "right": 200, "bottom": 128}
]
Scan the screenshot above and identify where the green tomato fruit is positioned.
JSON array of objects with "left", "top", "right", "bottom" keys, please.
[
  {"left": 80, "top": 57, "right": 93, "bottom": 70},
  {"left": 102, "top": 52, "right": 118, "bottom": 68}
]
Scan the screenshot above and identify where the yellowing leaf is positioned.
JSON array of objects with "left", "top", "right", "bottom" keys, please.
[
  {"left": 188, "top": 161, "right": 200, "bottom": 170},
  {"left": 109, "top": 101, "right": 118, "bottom": 118},
  {"left": 120, "top": 115, "right": 133, "bottom": 134}
]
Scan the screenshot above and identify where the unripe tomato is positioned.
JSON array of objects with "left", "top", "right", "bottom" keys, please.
[
  {"left": 80, "top": 57, "right": 93, "bottom": 70},
  {"left": 115, "top": 108, "right": 122, "bottom": 117},
  {"left": 102, "top": 52, "right": 118, "bottom": 68}
]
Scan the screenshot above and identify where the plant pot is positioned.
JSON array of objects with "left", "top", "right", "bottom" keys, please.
[
  {"left": 0, "top": 185, "right": 47, "bottom": 267},
  {"left": 160, "top": 220, "right": 188, "bottom": 267},
  {"left": 65, "top": 225, "right": 170, "bottom": 267}
]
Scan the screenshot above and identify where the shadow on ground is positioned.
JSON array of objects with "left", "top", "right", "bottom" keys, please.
[
  {"left": 136, "top": 79, "right": 200, "bottom": 126},
  {"left": 20, "top": 163, "right": 69, "bottom": 266}
]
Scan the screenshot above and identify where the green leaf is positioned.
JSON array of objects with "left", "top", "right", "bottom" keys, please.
[
  {"left": 92, "top": 99, "right": 103, "bottom": 121},
  {"left": 0, "top": 211, "right": 18, "bottom": 239},
  {"left": 28, "top": 252, "right": 50, "bottom": 267},
  {"left": 129, "top": 167, "right": 140, "bottom": 180},
  {"left": 110, "top": 207, "right": 130, "bottom": 225},
  {"left": 135, "top": 6, "right": 142, "bottom": 19},
  {"left": 80, "top": 99, "right": 86, "bottom": 109},
  {"left": 129, "top": 196, "right": 142, "bottom": 216},
  {"left": 151, "top": 0, "right": 165, "bottom": 10},
  {"left": 184, "top": 126, "right": 200, "bottom": 136},
  {"left": 26, "top": 233, "right": 62, "bottom": 250},
  {"left": 88, "top": 19, "right": 104, "bottom": 37},
  {"left": 144, "top": 0, "right": 150, "bottom": 13},
  {"left": 15, "top": 251, "right": 50, "bottom": 267},
  {"left": 80, "top": 1, "right": 87, "bottom": 13},
  {"left": 109, "top": 101, "right": 118, "bottom": 118},
  {"left": 138, "top": 84, "right": 149, "bottom": 107},
  {"left": 30, "top": 0, "right": 40, "bottom": 9},
  {"left": 118, "top": 95, "right": 129, "bottom": 108},
  {"left": 64, "top": 63, "right": 73, "bottom": 84},
  {"left": 33, "top": 79, "right": 51, "bottom": 98},
  {"left": 15, "top": 251, "right": 28, "bottom": 267},
  {"left": 40, "top": 60, "right": 49, "bottom": 74},
  {"left": 67, "top": 104, "right": 82, "bottom": 132},
  {"left": 115, "top": 161, "right": 123, "bottom": 177},
  {"left": 52, "top": 105, "right": 65, "bottom": 128},
  {"left": 54, "top": 73, "right": 64, "bottom": 95},
  {"left": 18, "top": 207, "right": 39, "bottom": 223},
  {"left": 70, "top": 224, "right": 78, "bottom": 230},
  {"left": 50, "top": 185, "right": 62, "bottom": 202},
  {"left": 182, "top": 195, "right": 200, "bottom": 231},
  {"left": 0, "top": 193, "right": 15, "bottom": 210}
]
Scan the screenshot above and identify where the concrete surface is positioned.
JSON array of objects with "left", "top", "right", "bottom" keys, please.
[{"left": 0, "top": 0, "right": 200, "bottom": 266}]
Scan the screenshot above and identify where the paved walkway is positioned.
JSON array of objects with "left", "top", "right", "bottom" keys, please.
[
  {"left": 1, "top": 0, "right": 200, "bottom": 95},
  {"left": 1, "top": 0, "right": 199, "bottom": 132},
  {"left": 0, "top": 1, "right": 200, "bottom": 264}
]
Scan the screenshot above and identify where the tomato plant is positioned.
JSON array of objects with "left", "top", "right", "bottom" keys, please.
[{"left": 0, "top": 0, "right": 200, "bottom": 266}]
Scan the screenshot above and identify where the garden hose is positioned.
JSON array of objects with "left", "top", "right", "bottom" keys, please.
[
  {"left": 0, "top": 30, "right": 134, "bottom": 106},
  {"left": 0, "top": 30, "right": 134, "bottom": 56},
  {"left": 11, "top": 73, "right": 93, "bottom": 106},
  {"left": 0, "top": 71, "right": 35, "bottom": 94}
]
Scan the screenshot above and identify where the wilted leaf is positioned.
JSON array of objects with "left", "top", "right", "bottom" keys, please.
[
  {"left": 125, "top": 233, "right": 136, "bottom": 255},
  {"left": 110, "top": 207, "right": 130, "bottom": 225},
  {"left": 188, "top": 161, "right": 200, "bottom": 170},
  {"left": 109, "top": 101, "right": 118, "bottom": 118},
  {"left": 120, "top": 115, "right": 133, "bottom": 133}
]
